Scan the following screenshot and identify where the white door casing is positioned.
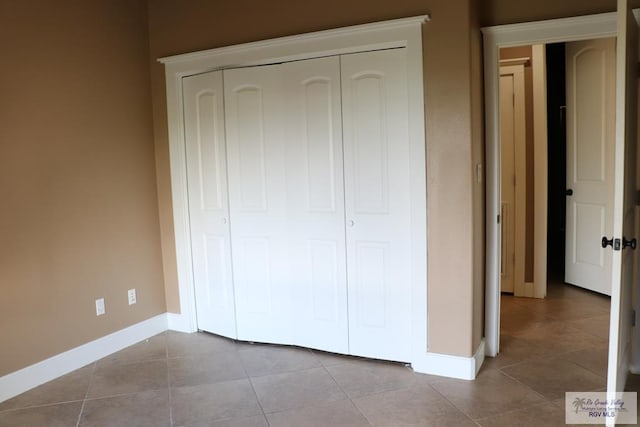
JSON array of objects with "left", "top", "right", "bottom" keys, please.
[
  {"left": 183, "top": 71, "right": 237, "bottom": 338},
  {"left": 499, "top": 65, "right": 526, "bottom": 294},
  {"left": 341, "top": 49, "right": 413, "bottom": 361},
  {"left": 565, "top": 38, "right": 616, "bottom": 296},
  {"left": 606, "top": 1, "right": 638, "bottom": 423}
]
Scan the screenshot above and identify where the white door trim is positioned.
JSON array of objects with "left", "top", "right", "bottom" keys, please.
[
  {"left": 158, "top": 16, "right": 429, "bottom": 368},
  {"left": 482, "top": 12, "right": 617, "bottom": 357}
]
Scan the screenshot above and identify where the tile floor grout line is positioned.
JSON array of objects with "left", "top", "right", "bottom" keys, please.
[
  {"left": 75, "top": 361, "right": 97, "bottom": 427},
  {"left": 320, "top": 361, "right": 375, "bottom": 426},
  {"left": 497, "top": 368, "right": 556, "bottom": 404},
  {"left": 238, "top": 346, "right": 269, "bottom": 424},
  {"left": 164, "top": 335, "right": 174, "bottom": 427},
  {"left": 422, "top": 380, "right": 482, "bottom": 422}
]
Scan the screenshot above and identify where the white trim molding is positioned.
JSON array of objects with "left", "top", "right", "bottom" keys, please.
[
  {"left": 159, "top": 16, "right": 435, "bottom": 376},
  {"left": 481, "top": 12, "right": 617, "bottom": 358},
  {"left": 412, "top": 340, "right": 486, "bottom": 380},
  {"left": 166, "top": 312, "right": 193, "bottom": 333},
  {"left": 0, "top": 314, "right": 168, "bottom": 403}
]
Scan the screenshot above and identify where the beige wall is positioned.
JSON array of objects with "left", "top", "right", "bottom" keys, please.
[
  {"left": 148, "top": 0, "right": 483, "bottom": 357},
  {"left": 480, "top": 0, "right": 615, "bottom": 26},
  {"left": 0, "top": 0, "right": 166, "bottom": 376}
]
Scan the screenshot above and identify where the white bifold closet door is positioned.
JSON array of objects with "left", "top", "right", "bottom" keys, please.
[
  {"left": 183, "top": 71, "right": 237, "bottom": 338},
  {"left": 341, "top": 49, "right": 413, "bottom": 361},
  {"left": 185, "top": 48, "right": 413, "bottom": 362},
  {"left": 224, "top": 57, "right": 349, "bottom": 353}
]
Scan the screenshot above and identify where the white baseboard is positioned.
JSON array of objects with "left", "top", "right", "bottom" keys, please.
[
  {"left": 166, "top": 312, "right": 197, "bottom": 333},
  {"left": 411, "top": 339, "right": 486, "bottom": 380},
  {"left": 0, "top": 314, "right": 168, "bottom": 403}
]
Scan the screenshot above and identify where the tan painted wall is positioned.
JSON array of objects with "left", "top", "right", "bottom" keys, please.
[
  {"left": 148, "top": 0, "right": 481, "bottom": 356},
  {"left": 480, "top": 0, "right": 615, "bottom": 26},
  {"left": 0, "top": 0, "right": 166, "bottom": 376}
]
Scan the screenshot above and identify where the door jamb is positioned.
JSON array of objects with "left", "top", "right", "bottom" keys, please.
[
  {"left": 481, "top": 12, "right": 617, "bottom": 357},
  {"left": 498, "top": 63, "right": 527, "bottom": 295}
]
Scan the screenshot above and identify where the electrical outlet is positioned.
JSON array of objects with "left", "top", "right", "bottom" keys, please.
[
  {"left": 95, "top": 298, "right": 105, "bottom": 316},
  {"left": 127, "top": 289, "right": 137, "bottom": 305}
]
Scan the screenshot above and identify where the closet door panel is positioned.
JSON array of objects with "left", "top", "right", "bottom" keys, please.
[
  {"left": 342, "top": 49, "right": 413, "bottom": 362},
  {"left": 284, "top": 57, "right": 348, "bottom": 353},
  {"left": 224, "top": 65, "right": 292, "bottom": 344},
  {"left": 183, "top": 71, "right": 236, "bottom": 338}
]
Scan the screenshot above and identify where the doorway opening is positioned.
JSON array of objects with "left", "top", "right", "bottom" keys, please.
[
  {"left": 496, "top": 39, "right": 615, "bottom": 378},
  {"left": 484, "top": 6, "right": 640, "bottom": 407},
  {"left": 481, "top": 12, "right": 620, "bottom": 358}
]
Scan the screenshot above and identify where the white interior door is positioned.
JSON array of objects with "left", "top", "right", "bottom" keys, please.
[
  {"left": 224, "top": 58, "right": 349, "bottom": 352},
  {"left": 606, "top": 1, "right": 638, "bottom": 422},
  {"left": 183, "top": 71, "right": 237, "bottom": 338},
  {"left": 565, "top": 37, "right": 616, "bottom": 295},
  {"left": 341, "top": 48, "right": 413, "bottom": 362},
  {"left": 283, "top": 57, "right": 349, "bottom": 354},
  {"left": 224, "top": 64, "right": 292, "bottom": 345},
  {"left": 499, "top": 65, "right": 526, "bottom": 294}
]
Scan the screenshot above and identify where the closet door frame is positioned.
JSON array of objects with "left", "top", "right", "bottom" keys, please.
[{"left": 159, "top": 15, "right": 428, "bottom": 368}]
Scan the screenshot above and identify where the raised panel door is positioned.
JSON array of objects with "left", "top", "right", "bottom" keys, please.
[
  {"left": 283, "top": 56, "right": 349, "bottom": 354},
  {"left": 224, "top": 65, "right": 292, "bottom": 344},
  {"left": 183, "top": 71, "right": 236, "bottom": 338},
  {"left": 341, "top": 49, "right": 413, "bottom": 362}
]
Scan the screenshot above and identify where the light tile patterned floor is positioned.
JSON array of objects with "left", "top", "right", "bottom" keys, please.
[{"left": 0, "top": 281, "right": 632, "bottom": 426}]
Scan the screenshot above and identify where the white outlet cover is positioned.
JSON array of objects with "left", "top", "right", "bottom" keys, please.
[
  {"left": 128, "top": 289, "right": 136, "bottom": 305},
  {"left": 95, "top": 298, "right": 105, "bottom": 316}
]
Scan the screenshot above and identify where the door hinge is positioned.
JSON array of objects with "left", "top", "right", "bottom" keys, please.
[
  {"left": 497, "top": 214, "right": 500, "bottom": 224},
  {"left": 632, "top": 309, "right": 636, "bottom": 327}
]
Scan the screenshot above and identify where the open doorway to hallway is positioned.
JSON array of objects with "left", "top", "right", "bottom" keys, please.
[
  {"left": 498, "top": 39, "right": 615, "bottom": 300},
  {"left": 491, "top": 39, "right": 614, "bottom": 389},
  {"left": 483, "top": 9, "right": 640, "bottom": 417}
]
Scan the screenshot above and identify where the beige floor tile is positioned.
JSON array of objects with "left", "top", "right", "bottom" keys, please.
[
  {"left": 267, "top": 399, "right": 370, "bottom": 427},
  {"left": 353, "top": 385, "right": 476, "bottom": 427},
  {"left": 557, "top": 345, "right": 608, "bottom": 378},
  {"left": 0, "top": 402, "right": 82, "bottom": 427},
  {"left": 326, "top": 358, "right": 437, "bottom": 399},
  {"left": 565, "top": 315, "right": 611, "bottom": 340},
  {"left": 480, "top": 334, "right": 556, "bottom": 372},
  {"left": 197, "top": 414, "right": 269, "bottom": 427},
  {"left": 79, "top": 389, "right": 170, "bottom": 427},
  {"left": 511, "top": 321, "right": 607, "bottom": 354},
  {"left": 430, "top": 370, "right": 546, "bottom": 419},
  {"left": 167, "top": 331, "right": 236, "bottom": 358},
  {"left": 87, "top": 359, "right": 168, "bottom": 399},
  {"left": 476, "top": 402, "right": 572, "bottom": 427},
  {"left": 96, "top": 333, "right": 167, "bottom": 367},
  {"left": 238, "top": 344, "right": 321, "bottom": 377},
  {"left": 169, "top": 351, "right": 246, "bottom": 387},
  {"left": 251, "top": 367, "right": 346, "bottom": 413},
  {"left": 502, "top": 358, "right": 605, "bottom": 400},
  {"left": 312, "top": 350, "right": 369, "bottom": 367},
  {"left": 171, "top": 379, "right": 262, "bottom": 426},
  {"left": 0, "top": 364, "right": 93, "bottom": 411}
]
